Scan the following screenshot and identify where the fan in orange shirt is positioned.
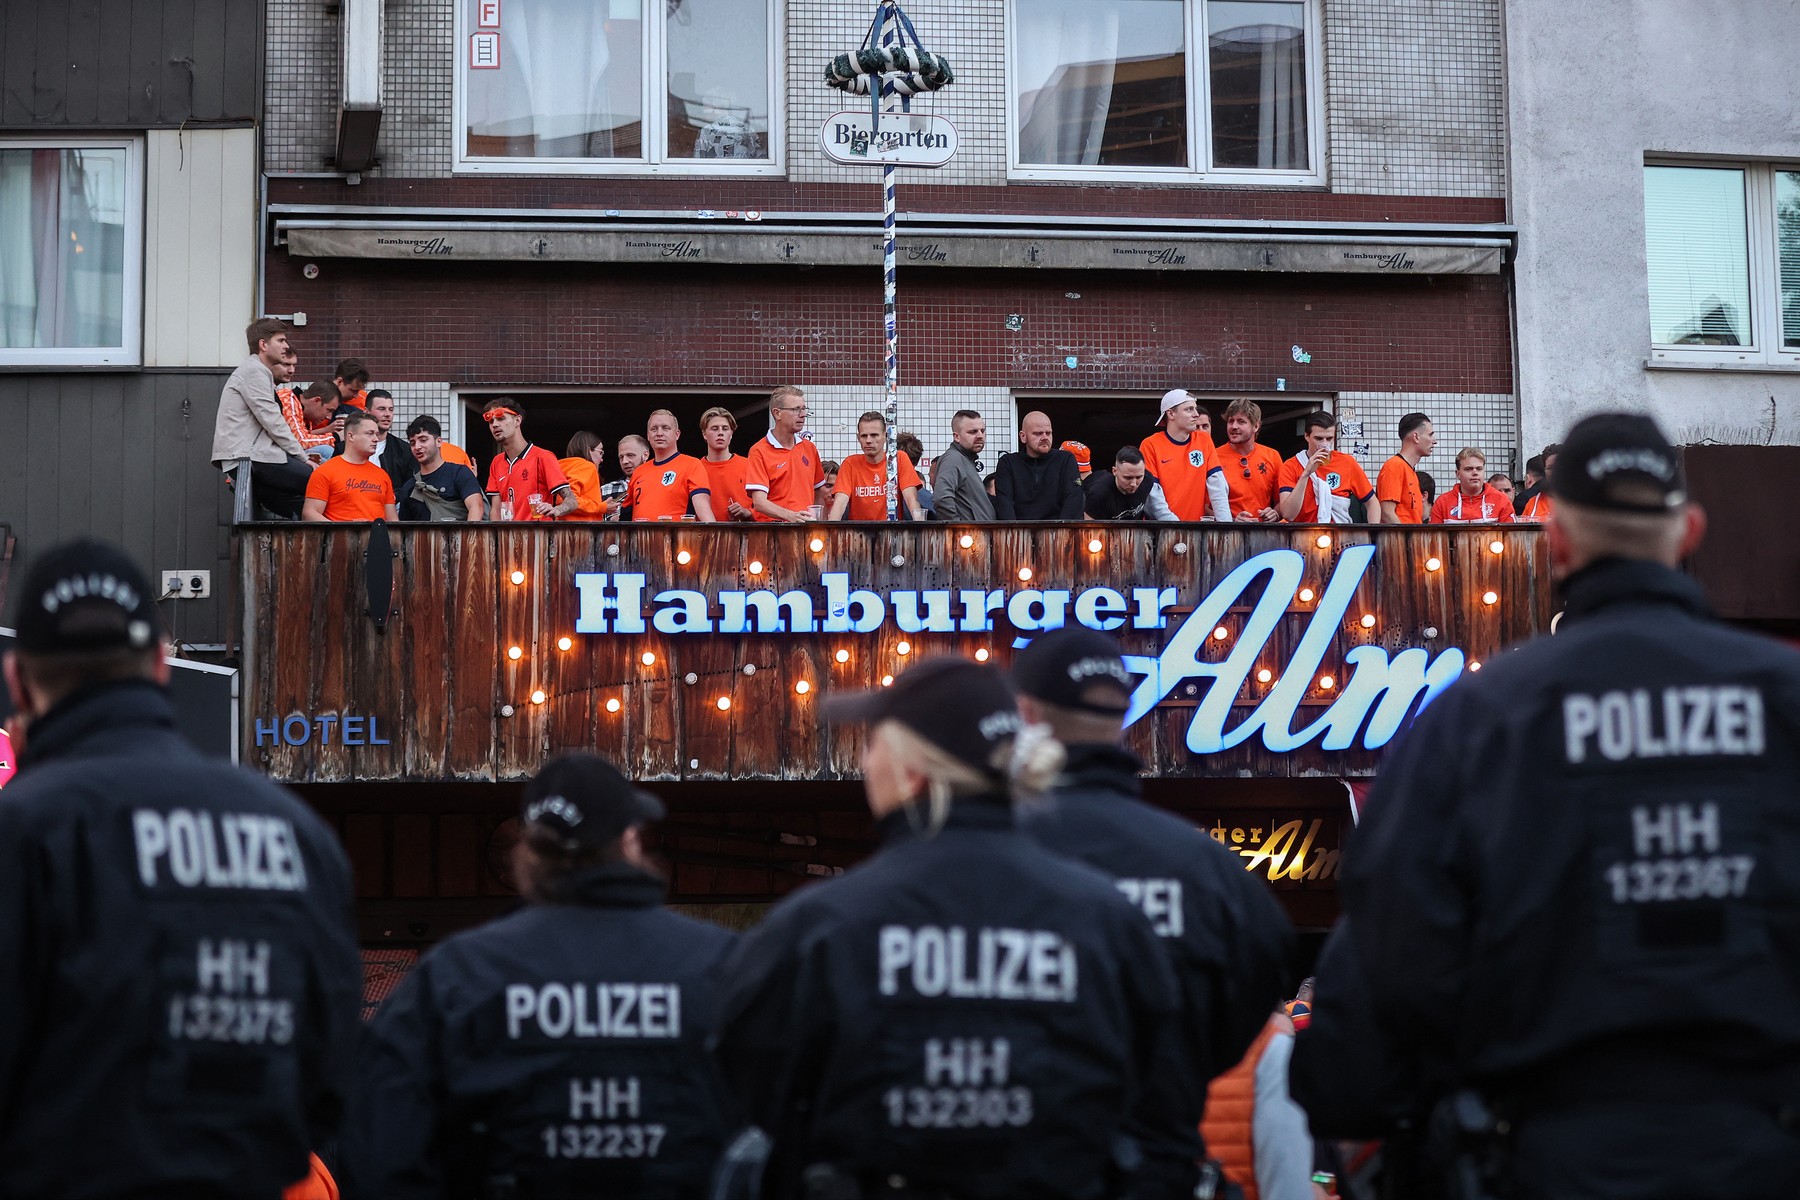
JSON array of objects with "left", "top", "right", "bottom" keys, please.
[
  {"left": 1376, "top": 412, "right": 1436, "bottom": 524},
  {"left": 698, "top": 406, "right": 756, "bottom": 520},
  {"left": 1218, "top": 398, "right": 1283, "bottom": 521},
  {"left": 1138, "top": 389, "right": 1231, "bottom": 521},
  {"left": 630, "top": 409, "right": 717, "bottom": 521},
  {"left": 302, "top": 410, "right": 397, "bottom": 522},
  {"left": 558, "top": 430, "right": 610, "bottom": 520},
  {"left": 746, "top": 385, "right": 826, "bottom": 521},
  {"left": 1428, "top": 448, "right": 1516, "bottom": 524},
  {"left": 1276, "top": 411, "right": 1380, "bottom": 524},
  {"left": 332, "top": 358, "right": 370, "bottom": 410},
  {"left": 829, "top": 411, "right": 927, "bottom": 521}
]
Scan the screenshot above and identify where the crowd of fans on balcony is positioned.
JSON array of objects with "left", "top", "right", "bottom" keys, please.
[{"left": 212, "top": 319, "right": 1554, "bottom": 528}]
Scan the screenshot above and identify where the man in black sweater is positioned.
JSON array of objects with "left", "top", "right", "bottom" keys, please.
[{"left": 994, "top": 410, "right": 1084, "bottom": 519}]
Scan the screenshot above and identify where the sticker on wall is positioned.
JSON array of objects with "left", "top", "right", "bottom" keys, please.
[
  {"left": 1291, "top": 344, "right": 1312, "bottom": 363},
  {"left": 1004, "top": 314, "right": 1023, "bottom": 331},
  {"left": 1065, "top": 355, "right": 1078, "bottom": 369},
  {"left": 477, "top": 0, "right": 500, "bottom": 26},
  {"left": 1276, "top": 378, "right": 1287, "bottom": 391},
  {"left": 470, "top": 32, "right": 500, "bottom": 68}
]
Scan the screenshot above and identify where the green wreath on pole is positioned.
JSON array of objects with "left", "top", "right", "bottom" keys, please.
[{"left": 824, "top": 44, "right": 954, "bottom": 96}]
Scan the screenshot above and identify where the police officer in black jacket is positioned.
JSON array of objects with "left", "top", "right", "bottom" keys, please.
[
  {"left": 1292, "top": 414, "right": 1800, "bottom": 1199},
  {"left": 712, "top": 657, "right": 1185, "bottom": 1200},
  {"left": 341, "top": 753, "right": 739, "bottom": 1199},
  {"left": 1012, "top": 627, "right": 1294, "bottom": 1198},
  {"left": 0, "top": 539, "right": 363, "bottom": 1199}
]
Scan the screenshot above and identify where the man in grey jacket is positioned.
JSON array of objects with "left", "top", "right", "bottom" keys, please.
[
  {"left": 210, "top": 318, "right": 312, "bottom": 518},
  {"left": 930, "top": 408, "right": 996, "bottom": 522}
]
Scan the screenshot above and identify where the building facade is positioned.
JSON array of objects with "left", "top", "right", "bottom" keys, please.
[
  {"left": 1508, "top": 0, "right": 1800, "bottom": 452},
  {"left": 261, "top": 0, "right": 1518, "bottom": 484}
]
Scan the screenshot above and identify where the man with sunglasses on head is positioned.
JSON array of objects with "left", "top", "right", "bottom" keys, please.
[{"left": 1220, "top": 399, "right": 1283, "bottom": 522}]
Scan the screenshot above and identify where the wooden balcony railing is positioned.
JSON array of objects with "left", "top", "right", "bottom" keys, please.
[{"left": 239, "top": 522, "right": 1553, "bottom": 783}]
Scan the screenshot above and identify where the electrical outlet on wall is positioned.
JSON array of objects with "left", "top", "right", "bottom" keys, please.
[{"left": 161, "top": 571, "right": 211, "bottom": 599}]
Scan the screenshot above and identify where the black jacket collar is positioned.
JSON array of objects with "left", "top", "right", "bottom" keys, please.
[
  {"left": 18, "top": 680, "right": 179, "bottom": 770},
  {"left": 553, "top": 861, "right": 669, "bottom": 909},
  {"left": 1559, "top": 557, "right": 1711, "bottom": 625},
  {"left": 1055, "top": 743, "right": 1145, "bottom": 799}
]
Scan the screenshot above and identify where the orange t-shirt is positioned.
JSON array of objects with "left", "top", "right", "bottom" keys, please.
[
  {"left": 746, "top": 434, "right": 826, "bottom": 520},
  {"left": 1221, "top": 443, "right": 1283, "bottom": 518},
  {"left": 630, "top": 453, "right": 711, "bottom": 521},
  {"left": 1138, "top": 429, "right": 1221, "bottom": 521},
  {"left": 305, "top": 456, "right": 395, "bottom": 521},
  {"left": 1519, "top": 492, "right": 1551, "bottom": 521},
  {"left": 340, "top": 388, "right": 367, "bottom": 410},
  {"left": 1376, "top": 455, "right": 1427, "bottom": 524},
  {"left": 834, "top": 451, "right": 923, "bottom": 521},
  {"left": 485, "top": 444, "right": 571, "bottom": 521},
  {"left": 558, "top": 457, "right": 609, "bottom": 520},
  {"left": 704, "top": 454, "right": 754, "bottom": 520},
  {"left": 440, "top": 442, "right": 475, "bottom": 469},
  {"left": 1277, "top": 451, "right": 1374, "bottom": 522},
  {"left": 1430, "top": 485, "right": 1517, "bottom": 524}
]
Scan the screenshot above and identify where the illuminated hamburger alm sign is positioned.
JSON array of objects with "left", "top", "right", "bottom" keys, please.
[{"left": 574, "top": 545, "right": 1468, "bottom": 755}]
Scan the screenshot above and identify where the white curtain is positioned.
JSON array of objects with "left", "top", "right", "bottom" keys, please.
[
  {"left": 1016, "top": 2, "right": 1122, "bottom": 166},
  {"left": 472, "top": 0, "right": 635, "bottom": 154},
  {"left": 0, "top": 149, "right": 117, "bottom": 350},
  {"left": 1209, "top": 20, "right": 1306, "bottom": 169}
]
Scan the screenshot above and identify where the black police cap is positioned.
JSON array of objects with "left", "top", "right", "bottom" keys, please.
[
  {"left": 1011, "top": 626, "right": 1134, "bottom": 716},
  {"left": 11, "top": 538, "right": 160, "bottom": 656},
  {"left": 520, "top": 753, "right": 665, "bottom": 850},
  {"left": 823, "top": 656, "right": 1024, "bottom": 782},
  {"left": 1549, "top": 413, "right": 1686, "bottom": 513}
]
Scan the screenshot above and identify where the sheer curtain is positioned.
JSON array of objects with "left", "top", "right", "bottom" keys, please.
[
  {"left": 470, "top": 0, "right": 640, "bottom": 156},
  {"left": 0, "top": 149, "right": 120, "bottom": 350},
  {"left": 1016, "top": 1, "right": 1123, "bottom": 166},
  {"left": 1208, "top": 2, "right": 1308, "bottom": 170}
]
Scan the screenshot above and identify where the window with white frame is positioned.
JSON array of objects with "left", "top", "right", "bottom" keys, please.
[
  {"left": 1008, "top": 0, "right": 1321, "bottom": 183},
  {"left": 457, "top": 0, "right": 780, "bottom": 173},
  {"left": 0, "top": 139, "right": 142, "bottom": 367},
  {"left": 1645, "top": 162, "right": 1800, "bottom": 366}
]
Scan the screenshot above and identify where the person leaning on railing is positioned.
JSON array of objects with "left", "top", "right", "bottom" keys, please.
[{"left": 211, "top": 317, "right": 314, "bottom": 520}]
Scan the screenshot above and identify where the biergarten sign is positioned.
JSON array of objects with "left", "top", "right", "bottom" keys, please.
[{"left": 819, "top": 110, "right": 958, "bottom": 166}]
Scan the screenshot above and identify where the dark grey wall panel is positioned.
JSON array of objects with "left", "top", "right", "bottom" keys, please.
[
  {"left": 0, "top": 0, "right": 261, "bottom": 128},
  {"left": 0, "top": 372, "right": 234, "bottom": 646}
]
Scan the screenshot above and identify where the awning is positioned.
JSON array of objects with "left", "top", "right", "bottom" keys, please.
[{"left": 279, "top": 221, "right": 1507, "bottom": 275}]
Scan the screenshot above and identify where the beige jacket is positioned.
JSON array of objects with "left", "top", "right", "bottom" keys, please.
[{"left": 211, "top": 356, "right": 305, "bottom": 466}]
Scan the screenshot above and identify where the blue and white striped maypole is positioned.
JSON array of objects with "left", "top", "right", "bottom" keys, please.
[
  {"left": 824, "top": 5, "right": 952, "bottom": 521},
  {"left": 879, "top": 3, "right": 900, "bottom": 522}
]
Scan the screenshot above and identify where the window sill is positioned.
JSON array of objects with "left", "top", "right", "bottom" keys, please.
[{"left": 1644, "top": 358, "right": 1800, "bottom": 375}]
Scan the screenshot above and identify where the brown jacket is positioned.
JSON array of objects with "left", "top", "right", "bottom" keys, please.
[{"left": 212, "top": 355, "right": 305, "bottom": 466}]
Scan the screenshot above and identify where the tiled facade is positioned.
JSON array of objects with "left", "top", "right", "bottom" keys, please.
[
  {"left": 1337, "top": 391, "right": 1520, "bottom": 480},
  {"left": 265, "top": 0, "right": 1509, "bottom": 200}
]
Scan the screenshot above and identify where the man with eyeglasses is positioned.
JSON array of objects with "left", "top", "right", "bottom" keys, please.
[
  {"left": 1221, "top": 398, "right": 1283, "bottom": 522},
  {"left": 747, "top": 384, "right": 827, "bottom": 523}
]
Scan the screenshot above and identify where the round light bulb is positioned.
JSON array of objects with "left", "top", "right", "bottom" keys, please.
[
  {"left": 1087, "top": 538, "right": 1103, "bottom": 553},
  {"left": 509, "top": 569, "right": 526, "bottom": 586},
  {"left": 1017, "top": 567, "right": 1033, "bottom": 582},
  {"left": 557, "top": 636, "right": 572, "bottom": 652},
  {"left": 606, "top": 543, "right": 620, "bottom": 557},
  {"left": 748, "top": 560, "right": 764, "bottom": 575},
  {"left": 835, "top": 648, "right": 850, "bottom": 664},
  {"left": 1298, "top": 587, "right": 1316, "bottom": 603},
  {"left": 1318, "top": 674, "right": 1335, "bottom": 691},
  {"left": 896, "top": 640, "right": 911, "bottom": 656},
  {"left": 684, "top": 672, "right": 698, "bottom": 685},
  {"left": 716, "top": 696, "right": 731, "bottom": 711},
  {"left": 794, "top": 680, "right": 811, "bottom": 695},
  {"left": 1482, "top": 590, "right": 1499, "bottom": 606},
  {"left": 959, "top": 534, "right": 974, "bottom": 549},
  {"left": 891, "top": 554, "right": 905, "bottom": 567},
  {"left": 1469, "top": 661, "right": 1483, "bottom": 672},
  {"left": 881, "top": 674, "right": 894, "bottom": 687},
  {"left": 530, "top": 689, "right": 547, "bottom": 705},
  {"left": 675, "top": 549, "right": 692, "bottom": 565},
  {"left": 1489, "top": 539, "right": 1505, "bottom": 555},
  {"left": 974, "top": 648, "right": 990, "bottom": 662},
  {"left": 641, "top": 651, "right": 657, "bottom": 666},
  {"left": 605, "top": 697, "right": 621, "bottom": 713},
  {"left": 1212, "top": 626, "right": 1229, "bottom": 642},
  {"left": 1425, "top": 556, "right": 1442, "bottom": 572},
  {"left": 500, "top": 704, "right": 515, "bottom": 717},
  {"left": 809, "top": 537, "right": 824, "bottom": 552},
  {"left": 507, "top": 645, "right": 522, "bottom": 661},
  {"left": 742, "top": 664, "right": 757, "bottom": 676},
  {"left": 1173, "top": 542, "right": 1189, "bottom": 555},
  {"left": 1359, "top": 613, "right": 1376, "bottom": 629},
  {"left": 1257, "top": 668, "right": 1273, "bottom": 684},
  {"left": 1315, "top": 533, "right": 1332, "bottom": 549}
]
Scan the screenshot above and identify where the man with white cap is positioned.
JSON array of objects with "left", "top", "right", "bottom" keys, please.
[{"left": 1139, "top": 389, "right": 1232, "bottom": 521}]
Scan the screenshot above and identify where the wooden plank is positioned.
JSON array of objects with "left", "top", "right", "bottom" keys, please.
[
  {"left": 676, "top": 523, "right": 741, "bottom": 781},
  {"left": 156, "top": 0, "right": 195, "bottom": 126},
  {"left": 446, "top": 530, "right": 499, "bottom": 779},
  {"left": 187, "top": 0, "right": 226, "bottom": 120},
  {"left": 125, "top": 0, "right": 159, "bottom": 125},
  {"left": 0, "top": 2, "right": 37, "bottom": 126},
  {"left": 62, "top": 0, "right": 102, "bottom": 125},
  {"left": 494, "top": 525, "right": 548, "bottom": 780},
  {"left": 218, "top": 0, "right": 261, "bottom": 121},
  {"left": 31, "top": 0, "right": 67, "bottom": 123},
  {"left": 93, "top": 0, "right": 133, "bottom": 125}
]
